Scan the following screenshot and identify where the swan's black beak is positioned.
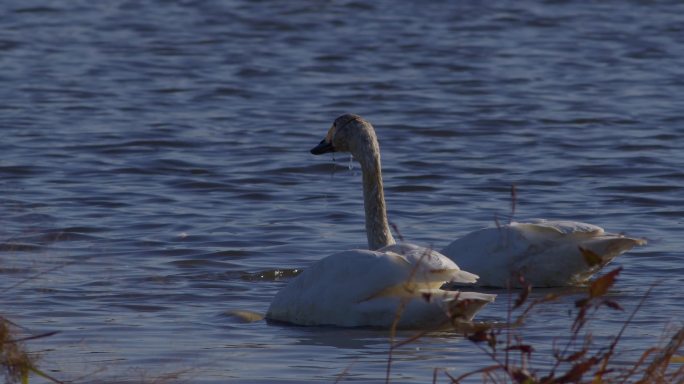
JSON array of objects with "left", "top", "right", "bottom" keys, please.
[{"left": 310, "top": 139, "right": 335, "bottom": 155}]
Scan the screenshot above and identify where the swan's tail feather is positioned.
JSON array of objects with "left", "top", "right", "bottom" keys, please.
[
  {"left": 446, "top": 291, "right": 496, "bottom": 322},
  {"left": 570, "top": 235, "right": 646, "bottom": 284},
  {"left": 582, "top": 235, "right": 647, "bottom": 264},
  {"left": 449, "top": 269, "right": 480, "bottom": 284}
]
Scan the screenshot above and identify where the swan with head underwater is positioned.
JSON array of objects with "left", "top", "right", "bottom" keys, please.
[
  {"left": 302, "top": 113, "right": 646, "bottom": 288},
  {"left": 265, "top": 116, "right": 496, "bottom": 328}
]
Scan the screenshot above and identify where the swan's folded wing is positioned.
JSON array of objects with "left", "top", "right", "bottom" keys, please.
[
  {"left": 276, "top": 249, "right": 444, "bottom": 303},
  {"left": 313, "top": 249, "right": 416, "bottom": 297},
  {"left": 513, "top": 220, "right": 604, "bottom": 239},
  {"left": 379, "top": 243, "right": 479, "bottom": 284},
  {"left": 267, "top": 249, "right": 410, "bottom": 325},
  {"left": 298, "top": 247, "right": 477, "bottom": 306}
]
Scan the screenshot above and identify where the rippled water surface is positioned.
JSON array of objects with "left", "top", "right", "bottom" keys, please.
[{"left": 2, "top": 1, "right": 683, "bottom": 382}]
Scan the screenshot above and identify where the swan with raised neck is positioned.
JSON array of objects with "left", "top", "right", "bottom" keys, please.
[
  {"left": 311, "top": 114, "right": 396, "bottom": 250},
  {"left": 310, "top": 114, "right": 646, "bottom": 287}
]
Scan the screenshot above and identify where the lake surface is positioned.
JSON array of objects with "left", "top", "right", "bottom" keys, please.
[{"left": 1, "top": 0, "right": 683, "bottom": 382}]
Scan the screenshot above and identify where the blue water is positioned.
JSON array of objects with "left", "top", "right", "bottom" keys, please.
[{"left": 1, "top": 1, "right": 683, "bottom": 382}]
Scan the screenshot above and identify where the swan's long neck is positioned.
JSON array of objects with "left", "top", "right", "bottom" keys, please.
[{"left": 350, "top": 131, "right": 396, "bottom": 250}]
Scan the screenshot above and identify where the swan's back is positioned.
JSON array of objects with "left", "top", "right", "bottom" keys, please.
[{"left": 441, "top": 219, "right": 645, "bottom": 287}]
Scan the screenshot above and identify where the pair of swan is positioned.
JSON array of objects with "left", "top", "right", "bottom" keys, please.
[{"left": 266, "top": 114, "right": 644, "bottom": 328}]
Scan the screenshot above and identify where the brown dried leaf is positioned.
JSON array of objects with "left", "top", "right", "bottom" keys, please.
[
  {"left": 580, "top": 246, "right": 603, "bottom": 267},
  {"left": 603, "top": 300, "right": 623, "bottom": 311},
  {"left": 510, "top": 367, "right": 532, "bottom": 383},
  {"left": 468, "top": 330, "right": 489, "bottom": 343},
  {"left": 589, "top": 267, "right": 622, "bottom": 298},
  {"left": 563, "top": 348, "right": 588, "bottom": 362},
  {"left": 466, "top": 329, "right": 498, "bottom": 352},
  {"left": 505, "top": 344, "right": 535, "bottom": 356},
  {"left": 556, "top": 357, "right": 599, "bottom": 383}
]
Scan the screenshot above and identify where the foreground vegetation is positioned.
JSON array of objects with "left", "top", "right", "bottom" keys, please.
[
  {"left": 0, "top": 315, "right": 61, "bottom": 384},
  {"left": 382, "top": 266, "right": 684, "bottom": 384}
]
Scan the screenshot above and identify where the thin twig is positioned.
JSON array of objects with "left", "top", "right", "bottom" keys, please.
[
  {"left": 386, "top": 246, "right": 434, "bottom": 384},
  {"left": 448, "top": 365, "right": 501, "bottom": 383},
  {"left": 510, "top": 184, "right": 516, "bottom": 223},
  {"left": 2, "top": 260, "right": 78, "bottom": 294},
  {"left": 334, "top": 358, "right": 358, "bottom": 384},
  {"left": 9, "top": 330, "right": 60, "bottom": 343},
  {"left": 599, "top": 283, "right": 656, "bottom": 381}
]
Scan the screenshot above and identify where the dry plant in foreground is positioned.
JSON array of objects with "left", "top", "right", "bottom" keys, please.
[
  {"left": 375, "top": 243, "right": 682, "bottom": 384},
  {"left": 439, "top": 268, "right": 684, "bottom": 384},
  {"left": 376, "top": 188, "right": 681, "bottom": 383},
  {"left": 0, "top": 315, "right": 62, "bottom": 384}
]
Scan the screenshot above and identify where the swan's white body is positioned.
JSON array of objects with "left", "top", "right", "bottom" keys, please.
[
  {"left": 267, "top": 243, "right": 495, "bottom": 328},
  {"left": 441, "top": 219, "right": 646, "bottom": 287},
  {"left": 266, "top": 114, "right": 496, "bottom": 328}
]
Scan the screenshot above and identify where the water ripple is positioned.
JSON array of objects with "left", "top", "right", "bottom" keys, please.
[{"left": 1, "top": 0, "right": 683, "bottom": 382}]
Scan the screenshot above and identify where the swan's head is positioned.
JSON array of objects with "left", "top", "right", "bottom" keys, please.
[{"left": 310, "top": 114, "right": 375, "bottom": 155}]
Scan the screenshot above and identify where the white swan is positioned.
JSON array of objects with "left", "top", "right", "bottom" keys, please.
[
  {"left": 266, "top": 243, "right": 495, "bottom": 328},
  {"left": 441, "top": 220, "right": 645, "bottom": 287},
  {"left": 266, "top": 114, "right": 496, "bottom": 328},
  {"left": 308, "top": 114, "right": 645, "bottom": 288}
]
